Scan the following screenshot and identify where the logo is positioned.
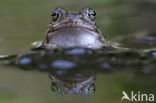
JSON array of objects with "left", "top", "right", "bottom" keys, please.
[{"left": 121, "top": 91, "right": 155, "bottom": 102}]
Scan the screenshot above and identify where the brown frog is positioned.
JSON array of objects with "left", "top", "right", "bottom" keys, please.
[{"left": 43, "top": 8, "right": 106, "bottom": 49}]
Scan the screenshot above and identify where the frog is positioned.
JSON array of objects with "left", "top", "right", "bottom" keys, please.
[
  {"left": 43, "top": 8, "right": 106, "bottom": 49},
  {"left": 50, "top": 72, "right": 96, "bottom": 96}
]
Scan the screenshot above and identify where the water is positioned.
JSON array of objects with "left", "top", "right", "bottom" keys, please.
[{"left": 0, "top": 0, "right": 156, "bottom": 103}]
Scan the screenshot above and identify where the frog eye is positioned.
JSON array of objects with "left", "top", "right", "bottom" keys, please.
[
  {"left": 51, "top": 12, "right": 60, "bottom": 22},
  {"left": 51, "top": 82, "right": 64, "bottom": 95},
  {"left": 84, "top": 83, "right": 95, "bottom": 95},
  {"left": 51, "top": 8, "right": 68, "bottom": 22},
  {"left": 88, "top": 83, "right": 95, "bottom": 95},
  {"left": 82, "top": 8, "right": 96, "bottom": 21},
  {"left": 87, "top": 11, "right": 96, "bottom": 21}
]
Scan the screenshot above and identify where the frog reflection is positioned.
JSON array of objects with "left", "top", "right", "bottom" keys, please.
[
  {"left": 12, "top": 47, "right": 97, "bottom": 95},
  {"left": 49, "top": 70, "right": 96, "bottom": 96}
]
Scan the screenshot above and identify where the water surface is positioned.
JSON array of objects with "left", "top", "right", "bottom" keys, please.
[{"left": 0, "top": 0, "right": 156, "bottom": 103}]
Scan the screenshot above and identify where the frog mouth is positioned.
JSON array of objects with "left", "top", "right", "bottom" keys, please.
[
  {"left": 47, "top": 22, "right": 100, "bottom": 34},
  {"left": 45, "top": 22, "right": 105, "bottom": 49}
]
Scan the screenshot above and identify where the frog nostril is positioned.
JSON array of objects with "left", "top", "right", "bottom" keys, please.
[{"left": 68, "top": 14, "right": 83, "bottom": 22}]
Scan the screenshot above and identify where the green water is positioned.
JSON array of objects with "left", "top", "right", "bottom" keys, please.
[{"left": 0, "top": 0, "right": 156, "bottom": 103}]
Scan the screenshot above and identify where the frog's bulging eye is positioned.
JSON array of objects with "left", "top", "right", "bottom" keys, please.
[
  {"left": 82, "top": 8, "right": 96, "bottom": 21},
  {"left": 83, "top": 83, "right": 96, "bottom": 96},
  {"left": 88, "top": 83, "right": 95, "bottom": 95},
  {"left": 87, "top": 11, "right": 96, "bottom": 21},
  {"left": 51, "top": 12, "right": 60, "bottom": 22},
  {"left": 51, "top": 82, "right": 63, "bottom": 95},
  {"left": 51, "top": 8, "right": 67, "bottom": 22}
]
